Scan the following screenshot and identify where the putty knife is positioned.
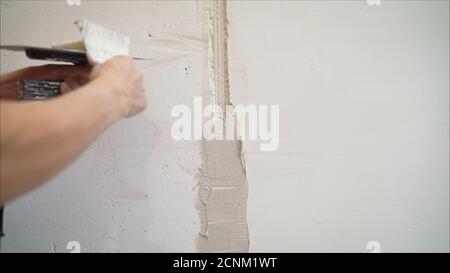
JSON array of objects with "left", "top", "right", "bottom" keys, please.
[{"left": 0, "top": 19, "right": 149, "bottom": 100}]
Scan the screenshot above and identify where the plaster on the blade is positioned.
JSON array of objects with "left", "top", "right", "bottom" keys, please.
[{"left": 78, "top": 18, "right": 130, "bottom": 64}]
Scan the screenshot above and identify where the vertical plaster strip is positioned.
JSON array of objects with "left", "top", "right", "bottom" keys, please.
[{"left": 196, "top": 0, "right": 249, "bottom": 252}]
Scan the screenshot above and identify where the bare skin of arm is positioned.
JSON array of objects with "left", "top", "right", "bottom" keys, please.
[{"left": 0, "top": 56, "right": 147, "bottom": 205}]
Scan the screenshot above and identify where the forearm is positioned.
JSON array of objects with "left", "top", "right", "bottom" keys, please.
[{"left": 0, "top": 79, "right": 120, "bottom": 204}]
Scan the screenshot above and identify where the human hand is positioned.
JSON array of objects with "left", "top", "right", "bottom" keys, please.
[
  {"left": 0, "top": 64, "right": 91, "bottom": 99},
  {"left": 90, "top": 56, "right": 147, "bottom": 118}
]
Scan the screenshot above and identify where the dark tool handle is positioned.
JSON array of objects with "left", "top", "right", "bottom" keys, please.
[
  {"left": 18, "top": 80, "right": 62, "bottom": 100},
  {"left": 25, "top": 47, "right": 89, "bottom": 65}
]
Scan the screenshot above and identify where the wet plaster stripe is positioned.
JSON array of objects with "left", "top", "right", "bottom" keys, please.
[{"left": 196, "top": 1, "right": 249, "bottom": 253}]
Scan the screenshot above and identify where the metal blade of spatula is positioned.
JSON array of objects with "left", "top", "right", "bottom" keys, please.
[
  {"left": 0, "top": 45, "right": 150, "bottom": 63},
  {"left": 0, "top": 45, "right": 89, "bottom": 65}
]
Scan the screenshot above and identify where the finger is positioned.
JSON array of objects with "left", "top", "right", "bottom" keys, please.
[
  {"left": 138, "top": 86, "right": 146, "bottom": 93},
  {"left": 60, "top": 81, "right": 71, "bottom": 94},
  {"left": 89, "top": 64, "right": 103, "bottom": 79},
  {"left": 31, "top": 64, "right": 92, "bottom": 81},
  {"left": 78, "top": 77, "right": 90, "bottom": 86},
  {"left": 61, "top": 65, "right": 92, "bottom": 79},
  {"left": 60, "top": 76, "right": 84, "bottom": 94},
  {"left": 65, "top": 76, "right": 82, "bottom": 90}
]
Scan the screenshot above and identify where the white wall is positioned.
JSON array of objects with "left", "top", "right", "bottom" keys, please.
[
  {"left": 1, "top": 0, "right": 448, "bottom": 253},
  {"left": 228, "top": 0, "right": 449, "bottom": 252},
  {"left": 1, "top": 0, "right": 208, "bottom": 252}
]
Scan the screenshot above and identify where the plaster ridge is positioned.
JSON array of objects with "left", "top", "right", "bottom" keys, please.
[{"left": 195, "top": 0, "right": 249, "bottom": 253}]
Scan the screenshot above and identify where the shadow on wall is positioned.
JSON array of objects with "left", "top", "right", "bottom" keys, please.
[{"left": 99, "top": 113, "right": 161, "bottom": 251}]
